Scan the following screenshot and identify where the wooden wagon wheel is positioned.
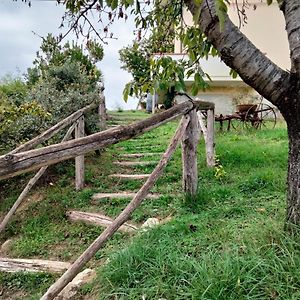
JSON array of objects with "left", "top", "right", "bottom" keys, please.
[{"left": 244, "top": 103, "right": 277, "bottom": 129}]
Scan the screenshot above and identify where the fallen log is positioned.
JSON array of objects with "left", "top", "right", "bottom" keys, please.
[{"left": 91, "top": 192, "right": 160, "bottom": 201}]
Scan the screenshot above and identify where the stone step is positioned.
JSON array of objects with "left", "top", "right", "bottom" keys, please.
[
  {"left": 109, "top": 174, "right": 150, "bottom": 180},
  {"left": 120, "top": 153, "right": 163, "bottom": 158},
  {"left": 57, "top": 268, "right": 97, "bottom": 300},
  {"left": 113, "top": 161, "right": 157, "bottom": 167},
  {"left": 66, "top": 211, "right": 138, "bottom": 233},
  {"left": 91, "top": 192, "right": 161, "bottom": 201},
  {"left": 0, "top": 257, "right": 70, "bottom": 273},
  {"left": 131, "top": 145, "right": 163, "bottom": 150}
]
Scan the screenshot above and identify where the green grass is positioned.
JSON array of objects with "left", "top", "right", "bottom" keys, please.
[{"left": 0, "top": 112, "right": 294, "bottom": 299}]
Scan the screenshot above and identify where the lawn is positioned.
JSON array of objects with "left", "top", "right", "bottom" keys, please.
[{"left": 0, "top": 111, "right": 297, "bottom": 300}]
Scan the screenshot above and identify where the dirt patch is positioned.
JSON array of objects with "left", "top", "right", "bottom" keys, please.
[
  {"left": 18, "top": 192, "right": 44, "bottom": 212},
  {"left": 0, "top": 289, "right": 27, "bottom": 300}
]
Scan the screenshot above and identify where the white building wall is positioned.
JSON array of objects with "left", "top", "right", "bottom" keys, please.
[{"left": 175, "top": 2, "right": 290, "bottom": 76}]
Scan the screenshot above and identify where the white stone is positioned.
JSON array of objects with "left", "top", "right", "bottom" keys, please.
[
  {"left": 141, "top": 218, "right": 160, "bottom": 229},
  {"left": 56, "top": 269, "right": 96, "bottom": 300}
]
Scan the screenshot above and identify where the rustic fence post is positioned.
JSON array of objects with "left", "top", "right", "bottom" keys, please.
[
  {"left": 182, "top": 107, "right": 200, "bottom": 198},
  {"left": 75, "top": 115, "right": 85, "bottom": 190},
  {"left": 206, "top": 108, "right": 215, "bottom": 167},
  {"left": 98, "top": 93, "right": 107, "bottom": 131}
]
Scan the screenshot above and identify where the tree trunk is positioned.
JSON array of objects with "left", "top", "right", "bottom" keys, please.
[{"left": 286, "top": 113, "right": 300, "bottom": 227}]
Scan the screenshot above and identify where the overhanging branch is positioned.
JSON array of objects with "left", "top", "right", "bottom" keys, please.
[
  {"left": 184, "top": 0, "right": 291, "bottom": 108},
  {"left": 282, "top": 0, "right": 300, "bottom": 76}
]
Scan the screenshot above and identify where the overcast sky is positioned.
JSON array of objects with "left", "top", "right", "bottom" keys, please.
[{"left": 0, "top": 0, "right": 138, "bottom": 109}]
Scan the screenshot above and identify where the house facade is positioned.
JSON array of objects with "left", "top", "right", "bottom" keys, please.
[{"left": 170, "top": 1, "right": 290, "bottom": 115}]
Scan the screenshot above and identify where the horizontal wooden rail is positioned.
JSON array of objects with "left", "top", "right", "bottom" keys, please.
[
  {"left": 0, "top": 100, "right": 213, "bottom": 180},
  {"left": 9, "top": 102, "right": 97, "bottom": 154}
]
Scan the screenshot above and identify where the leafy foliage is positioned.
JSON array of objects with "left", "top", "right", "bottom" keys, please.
[
  {"left": 120, "top": 28, "right": 175, "bottom": 101},
  {"left": 56, "top": 0, "right": 236, "bottom": 99},
  {"left": 0, "top": 78, "right": 50, "bottom": 153},
  {"left": 0, "top": 35, "right": 104, "bottom": 153},
  {"left": 27, "top": 34, "right": 103, "bottom": 86}
]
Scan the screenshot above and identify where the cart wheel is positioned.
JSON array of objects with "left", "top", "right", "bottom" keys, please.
[
  {"left": 243, "top": 104, "right": 258, "bottom": 129},
  {"left": 231, "top": 118, "right": 243, "bottom": 130},
  {"left": 244, "top": 103, "right": 276, "bottom": 129}
]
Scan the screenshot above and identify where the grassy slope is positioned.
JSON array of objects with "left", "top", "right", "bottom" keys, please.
[{"left": 1, "top": 111, "right": 297, "bottom": 299}]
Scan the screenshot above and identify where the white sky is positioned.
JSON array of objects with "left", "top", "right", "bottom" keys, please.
[{"left": 0, "top": 0, "right": 138, "bottom": 110}]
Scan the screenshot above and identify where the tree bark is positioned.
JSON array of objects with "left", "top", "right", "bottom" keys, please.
[
  {"left": 282, "top": 0, "right": 300, "bottom": 74},
  {"left": 285, "top": 113, "right": 300, "bottom": 227}
]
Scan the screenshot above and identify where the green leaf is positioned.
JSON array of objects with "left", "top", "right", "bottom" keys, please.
[
  {"left": 110, "top": 0, "right": 118, "bottom": 10},
  {"left": 229, "top": 69, "right": 238, "bottom": 79},
  {"left": 215, "top": 0, "right": 228, "bottom": 31}
]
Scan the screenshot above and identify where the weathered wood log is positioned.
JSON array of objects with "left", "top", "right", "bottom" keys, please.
[
  {"left": 206, "top": 109, "right": 215, "bottom": 167},
  {"left": 91, "top": 192, "right": 161, "bottom": 201},
  {"left": 182, "top": 108, "right": 200, "bottom": 198},
  {"left": 108, "top": 174, "right": 150, "bottom": 180},
  {"left": 75, "top": 116, "right": 85, "bottom": 191},
  {"left": 113, "top": 161, "right": 157, "bottom": 167},
  {"left": 9, "top": 103, "right": 97, "bottom": 154},
  {"left": 0, "top": 100, "right": 213, "bottom": 180},
  {"left": 197, "top": 111, "right": 207, "bottom": 141},
  {"left": 40, "top": 114, "right": 190, "bottom": 300},
  {"left": 98, "top": 94, "right": 107, "bottom": 131},
  {"left": 0, "top": 258, "right": 70, "bottom": 273},
  {"left": 66, "top": 211, "right": 138, "bottom": 233},
  {"left": 121, "top": 153, "right": 162, "bottom": 158},
  {"left": 0, "top": 124, "right": 76, "bottom": 235}
]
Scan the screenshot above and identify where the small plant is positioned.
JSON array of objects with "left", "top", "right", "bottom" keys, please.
[{"left": 214, "top": 156, "right": 226, "bottom": 180}]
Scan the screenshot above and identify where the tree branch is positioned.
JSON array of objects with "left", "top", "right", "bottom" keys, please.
[
  {"left": 282, "top": 0, "right": 300, "bottom": 76},
  {"left": 184, "top": 0, "right": 291, "bottom": 108}
]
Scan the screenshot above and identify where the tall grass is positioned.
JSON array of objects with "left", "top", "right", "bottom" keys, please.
[{"left": 1, "top": 116, "right": 295, "bottom": 299}]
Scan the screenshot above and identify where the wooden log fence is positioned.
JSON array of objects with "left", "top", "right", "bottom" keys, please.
[
  {"left": 9, "top": 102, "right": 97, "bottom": 155},
  {"left": 75, "top": 116, "right": 85, "bottom": 191},
  {"left": 0, "top": 100, "right": 213, "bottom": 180},
  {"left": 40, "top": 113, "right": 191, "bottom": 300},
  {"left": 182, "top": 108, "right": 200, "bottom": 197},
  {"left": 206, "top": 109, "right": 215, "bottom": 167},
  {"left": 197, "top": 109, "right": 215, "bottom": 167},
  {"left": 0, "top": 96, "right": 215, "bottom": 300},
  {"left": 0, "top": 103, "right": 99, "bottom": 234}
]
